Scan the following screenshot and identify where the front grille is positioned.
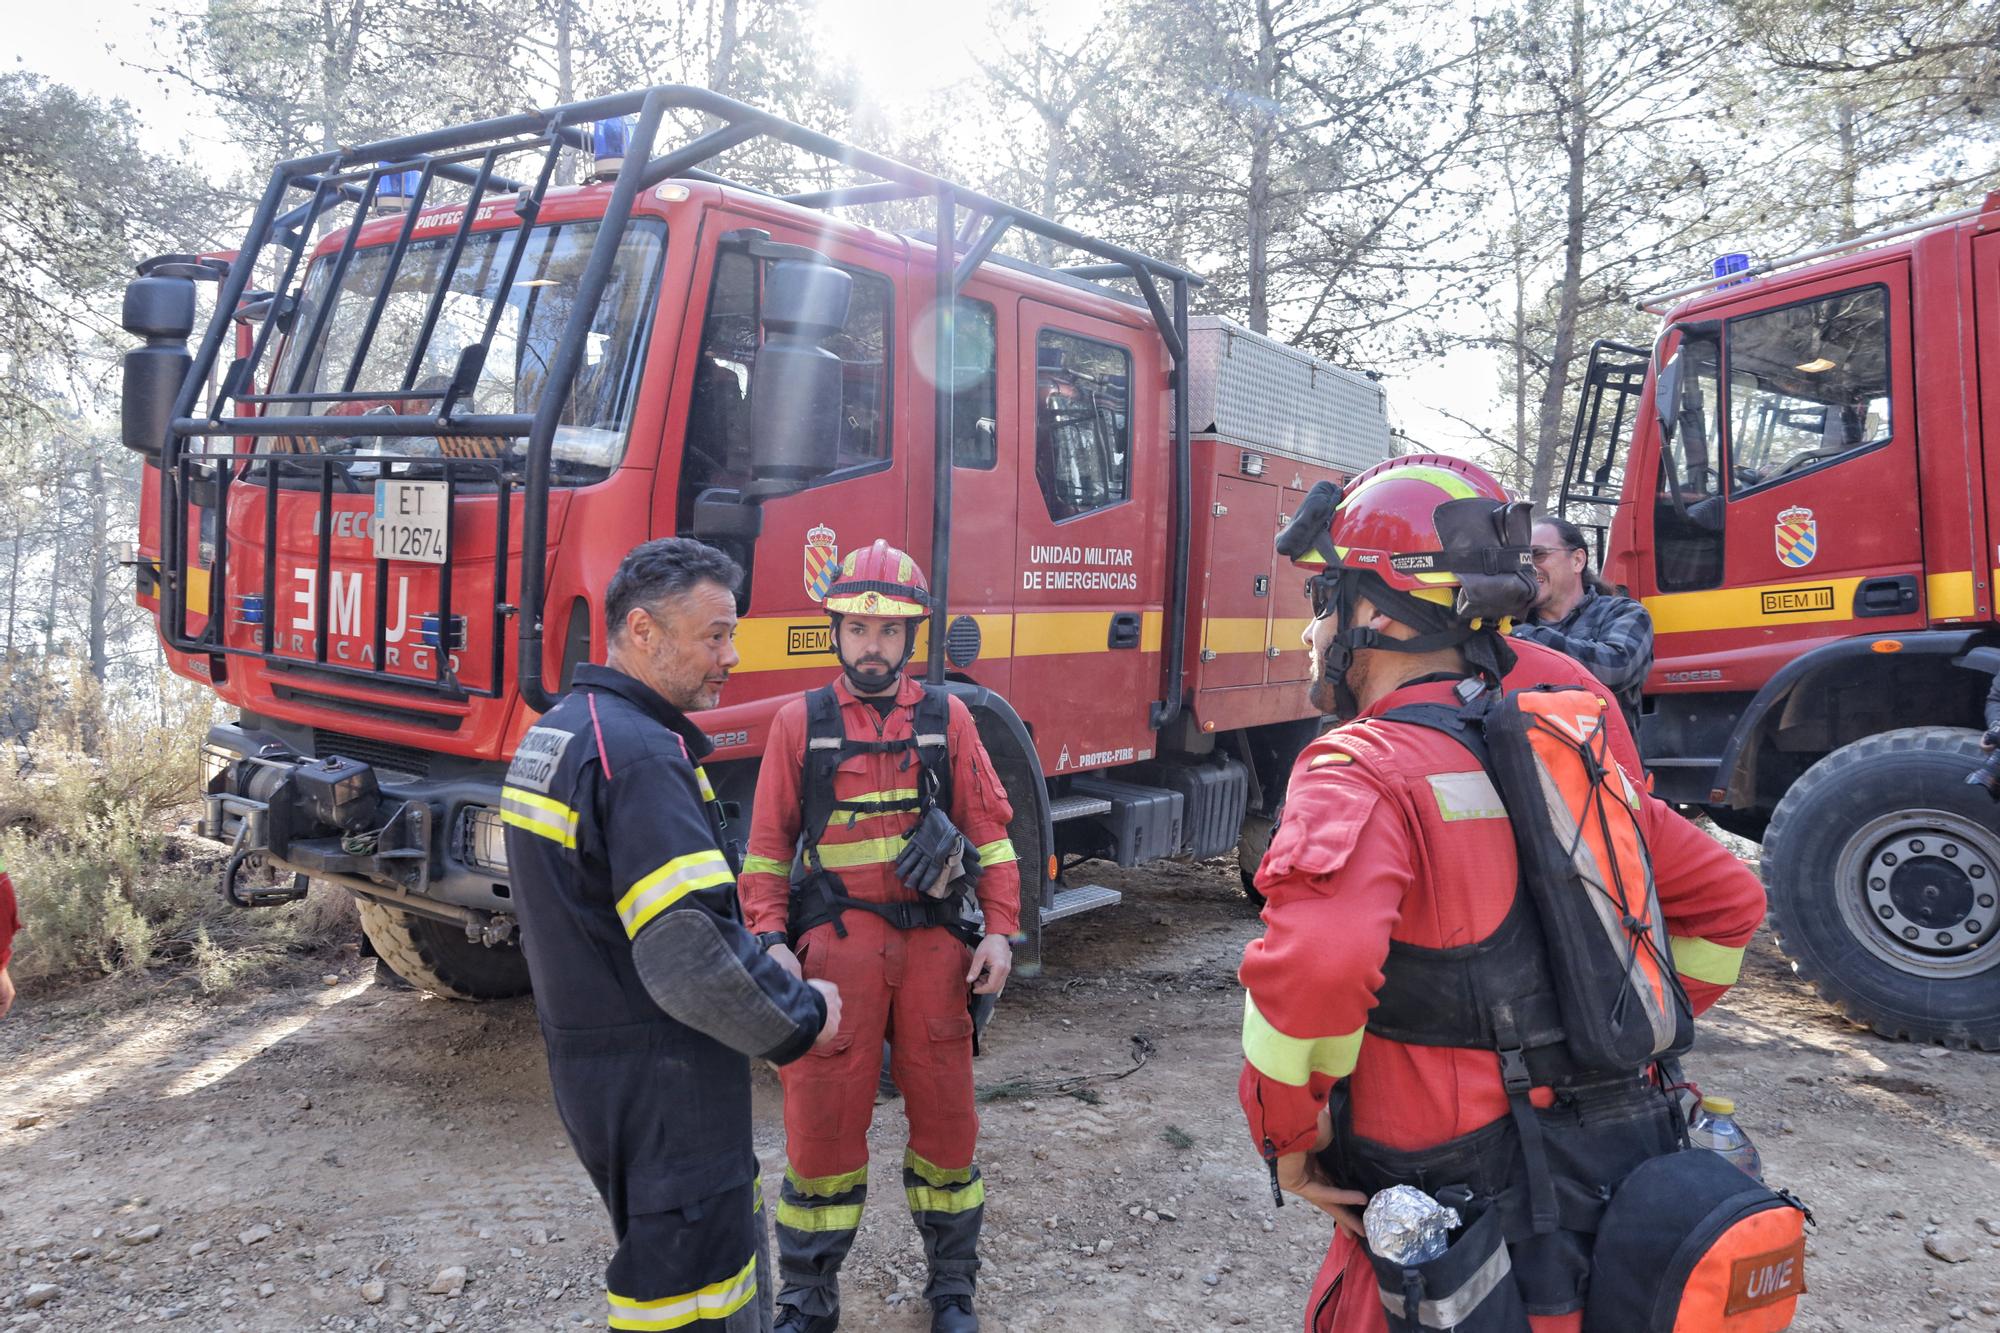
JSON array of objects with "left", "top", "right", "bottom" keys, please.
[{"left": 312, "top": 728, "right": 432, "bottom": 780}]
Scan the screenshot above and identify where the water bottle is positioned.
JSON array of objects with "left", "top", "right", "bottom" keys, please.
[{"left": 1688, "top": 1094, "right": 1763, "bottom": 1181}]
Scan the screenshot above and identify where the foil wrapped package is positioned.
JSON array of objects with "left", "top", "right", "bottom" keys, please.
[{"left": 1363, "top": 1185, "right": 1462, "bottom": 1266}]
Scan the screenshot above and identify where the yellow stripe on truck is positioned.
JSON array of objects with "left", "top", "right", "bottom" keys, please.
[
  {"left": 1643, "top": 576, "right": 1868, "bottom": 636},
  {"left": 731, "top": 612, "right": 1015, "bottom": 675},
  {"left": 1928, "top": 570, "right": 1976, "bottom": 620},
  {"left": 1203, "top": 617, "right": 1268, "bottom": 656}
]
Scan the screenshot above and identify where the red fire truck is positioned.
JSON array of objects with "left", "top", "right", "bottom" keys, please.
[
  {"left": 121, "top": 88, "right": 1388, "bottom": 997},
  {"left": 1563, "top": 190, "right": 2000, "bottom": 1047}
]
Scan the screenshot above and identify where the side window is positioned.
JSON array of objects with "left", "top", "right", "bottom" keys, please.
[
  {"left": 1654, "top": 335, "right": 1725, "bottom": 591},
  {"left": 1034, "top": 330, "right": 1131, "bottom": 520},
  {"left": 1725, "top": 286, "right": 1891, "bottom": 495},
  {"left": 678, "top": 250, "right": 894, "bottom": 526},
  {"left": 952, "top": 298, "right": 998, "bottom": 469}
]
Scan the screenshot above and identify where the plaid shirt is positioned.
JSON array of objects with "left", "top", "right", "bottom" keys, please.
[{"left": 1513, "top": 588, "right": 1655, "bottom": 718}]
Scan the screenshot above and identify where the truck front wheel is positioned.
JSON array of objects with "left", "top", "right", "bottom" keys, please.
[
  {"left": 1763, "top": 727, "right": 2000, "bottom": 1048},
  {"left": 356, "top": 897, "right": 532, "bottom": 1000}
]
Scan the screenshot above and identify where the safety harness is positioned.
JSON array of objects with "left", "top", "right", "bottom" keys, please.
[{"left": 787, "top": 683, "right": 978, "bottom": 945}]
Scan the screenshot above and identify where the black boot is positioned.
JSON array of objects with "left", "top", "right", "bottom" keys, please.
[
  {"left": 930, "top": 1295, "right": 979, "bottom": 1333},
  {"left": 774, "top": 1304, "right": 839, "bottom": 1333}
]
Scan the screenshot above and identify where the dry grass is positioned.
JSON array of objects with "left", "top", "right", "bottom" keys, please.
[{"left": 0, "top": 658, "right": 355, "bottom": 997}]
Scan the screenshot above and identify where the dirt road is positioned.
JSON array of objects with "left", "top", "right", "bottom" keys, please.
[{"left": 3, "top": 855, "right": 1998, "bottom": 1331}]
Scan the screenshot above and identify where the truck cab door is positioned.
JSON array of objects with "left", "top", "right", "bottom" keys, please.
[
  {"left": 1011, "top": 302, "right": 1165, "bottom": 777},
  {"left": 1639, "top": 263, "right": 1920, "bottom": 693}
]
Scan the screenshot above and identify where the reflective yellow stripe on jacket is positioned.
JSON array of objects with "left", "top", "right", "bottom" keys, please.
[
  {"left": 617, "top": 850, "right": 735, "bottom": 937},
  {"left": 606, "top": 1253, "right": 757, "bottom": 1330},
  {"left": 1670, "top": 935, "right": 1745, "bottom": 987},
  {"left": 974, "top": 838, "right": 1017, "bottom": 868},
  {"left": 500, "top": 786, "right": 579, "bottom": 849},
  {"left": 1241, "top": 993, "right": 1364, "bottom": 1087}
]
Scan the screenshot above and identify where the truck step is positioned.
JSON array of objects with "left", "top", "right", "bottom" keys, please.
[
  {"left": 1048, "top": 794, "right": 1113, "bottom": 822},
  {"left": 1041, "top": 883, "right": 1122, "bottom": 924}
]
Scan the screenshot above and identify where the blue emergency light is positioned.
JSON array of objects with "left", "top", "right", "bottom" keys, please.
[
  {"left": 416, "top": 613, "right": 466, "bottom": 650},
  {"left": 378, "top": 169, "right": 422, "bottom": 198},
  {"left": 588, "top": 117, "right": 635, "bottom": 182},
  {"left": 1712, "top": 253, "right": 1752, "bottom": 286},
  {"left": 231, "top": 594, "right": 266, "bottom": 627}
]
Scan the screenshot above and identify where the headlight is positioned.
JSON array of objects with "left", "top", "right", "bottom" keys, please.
[
  {"left": 460, "top": 805, "right": 509, "bottom": 874},
  {"left": 199, "top": 742, "right": 235, "bottom": 793}
]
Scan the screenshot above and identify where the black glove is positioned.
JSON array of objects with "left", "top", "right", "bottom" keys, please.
[
  {"left": 1982, "top": 724, "right": 2000, "bottom": 751},
  {"left": 894, "top": 806, "right": 978, "bottom": 899}
]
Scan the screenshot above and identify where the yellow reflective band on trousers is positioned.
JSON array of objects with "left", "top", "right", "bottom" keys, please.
[
  {"left": 606, "top": 1253, "right": 757, "bottom": 1330},
  {"left": 501, "top": 786, "right": 579, "bottom": 849},
  {"left": 904, "top": 1149, "right": 974, "bottom": 1187},
  {"left": 740, "top": 854, "right": 792, "bottom": 879},
  {"left": 974, "top": 838, "right": 1017, "bottom": 868},
  {"left": 1241, "top": 993, "right": 1364, "bottom": 1086},
  {"left": 1670, "top": 935, "right": 1745, "bottom": 987},
  {"left": 617, "top": 850, "right": 735, "bottom": 938},
  {"left": 907, "top": 1179, "right": 985, "bottom": 1214},
  {"left": 787, "top": 1164, "right": 869, "bottom": 1197},
  {"left": 776, "top": 1199, "right": 864, "bottom": 1232}
]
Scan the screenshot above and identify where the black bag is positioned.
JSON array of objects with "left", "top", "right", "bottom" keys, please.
[
  {"left": 1366, "top": 1202, "right": 1531, "bottom": 1333},
  {"left": 1585, "top": 1149, "right": 1808, "bottom": 1333}
]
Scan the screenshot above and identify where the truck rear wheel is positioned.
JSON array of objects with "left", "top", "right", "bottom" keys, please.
[
  {"left": 1763, "top": 728, "right": 2000, "bottom": 1048},
  {"left": 355, "top": 897, "right": 532, "bottom": 1001}
]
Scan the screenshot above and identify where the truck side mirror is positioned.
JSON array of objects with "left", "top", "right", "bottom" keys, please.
[
  {"left": 748, "top": 261, "right": 852, "bottom": 493},
  {"left": 122, "top": 274, "right": 197, "bottom": 458},
  {"left": 1653, "top": 352, "right": 1683, "bottom": 448}
]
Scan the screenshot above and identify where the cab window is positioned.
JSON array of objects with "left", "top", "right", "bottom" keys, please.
[
  {"left": 678, "top": 249, "right": 894, "bottom": 526},
  {"left": 1654, "top": 334, "right": 1725, "bottom": 592},
  {"left": 952, "top": 298, "right": 998, "bottom": 469},
  {"left": 1725, "top": 285, "right": 1891, "bottom": 496},
  {"left": 1034, "top": 330, "right": 1130, "bottom": 520}
]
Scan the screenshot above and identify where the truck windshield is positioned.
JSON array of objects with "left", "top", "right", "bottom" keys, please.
[{"left": 274, "top": 217, "right": 666, "bottom": 482}]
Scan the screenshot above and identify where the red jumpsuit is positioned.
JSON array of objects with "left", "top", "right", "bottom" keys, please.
[
  {"left": 1238, "top": 638, "right": 1766, "bottom": 1333},
  {"left": 0, "top": 851, "right": 18, "bottom": 973},
  {"left": 739, "top": 674, "right": 1020, "bottom": 1315}
]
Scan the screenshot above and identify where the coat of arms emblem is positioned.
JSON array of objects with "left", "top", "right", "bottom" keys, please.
[
  {"left": 804, "top": 525, "right": 839, "bottom": 602},
  {"left": 1775, "top": 507, "right": 1817, "bottom": 569}
]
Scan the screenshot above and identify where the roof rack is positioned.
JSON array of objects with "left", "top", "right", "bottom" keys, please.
[
  {"left": 1636, "top": 196, "right": 1995, "bottom": 315},
  {"left": 163, "top": 85, "right": 1205, "bottom": 724}
]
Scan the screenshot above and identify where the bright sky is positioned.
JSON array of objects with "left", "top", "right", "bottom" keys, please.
[{"left": 3, "top": 0, "right": 1497, "bottom": 458}]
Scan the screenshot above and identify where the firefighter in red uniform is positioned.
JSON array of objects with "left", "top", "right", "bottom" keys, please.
[
  {"left": 739, "top": 540, "right": 1021, "bottom": 1333},
  {"left": 1237, "top": 456, "right": 1768, "bottom": 1332}
]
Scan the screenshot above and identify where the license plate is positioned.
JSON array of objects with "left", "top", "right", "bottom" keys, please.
[{"left": 372, "top": 480, "right": 449, "bottom": 565}]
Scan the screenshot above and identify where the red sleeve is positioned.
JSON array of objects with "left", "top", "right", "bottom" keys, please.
[
  {"left": 0, "top": 868, "right": 18, "bottom": 972},
  {"left": 738, "top": 703, "right": 807, "bottom": 936},
  {"left": 1237, "top": 754, "right": 1409, "bottom": 1157},
  {"left": 1642, "top": 796, "right": 1766, "bottom": 1013},
  {"left": 946, "top": 697, "right": 1021, "bottom": 938}
]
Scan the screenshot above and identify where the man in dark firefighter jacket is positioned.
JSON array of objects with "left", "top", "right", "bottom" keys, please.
[
  {"left": 1238, "top": 457, "right": 1765, "bottom": 1333},
  {"left": 503, "top": 538, "right": 842, "bottom": 1333},
  {"left": 739, "top": 540, "right": 1020, "bottom": 1333}
]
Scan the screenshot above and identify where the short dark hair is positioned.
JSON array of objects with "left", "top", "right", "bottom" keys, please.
[{"left": 605, "top": 538, "right": 743, "bottom": 641}]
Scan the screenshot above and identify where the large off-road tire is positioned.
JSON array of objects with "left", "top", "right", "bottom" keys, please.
[
  {"left": 1763, "top": 727, "right": 2000, "bottom": 1048},
  {"left": 355, "top": 897, "right": 532, "bottom": 1001}
]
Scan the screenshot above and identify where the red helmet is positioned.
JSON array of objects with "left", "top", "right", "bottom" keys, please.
[
  {"left": 1284, "top": 455, "right": 1517, "bottom": 591},
  {"left": 824, "top": 539, "right": 931, "bottom": 618},
  {"left": 1278, "top": 454, "right": 1536, "bottom": 630}
]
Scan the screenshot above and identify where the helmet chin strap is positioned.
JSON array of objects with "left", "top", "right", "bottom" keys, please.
[
  {"left": 830, "top": 612, "right": 919, "bottom": 693},
  {"left": 1318, "top": 572, "right": 1516, "bottom": 715}
]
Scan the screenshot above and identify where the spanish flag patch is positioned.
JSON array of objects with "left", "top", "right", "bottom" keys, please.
[{"left": 1308, "top": 750, "right": 1353, "bottom": 769}]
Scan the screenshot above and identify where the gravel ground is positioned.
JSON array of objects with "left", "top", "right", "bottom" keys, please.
[{"left": 1, "top": 853, "right": 1997, "bottom": 1331}]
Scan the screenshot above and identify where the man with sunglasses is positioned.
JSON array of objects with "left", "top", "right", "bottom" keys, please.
[{"left": 1513, "top": 515, "right": 1654, "bottom": 739}]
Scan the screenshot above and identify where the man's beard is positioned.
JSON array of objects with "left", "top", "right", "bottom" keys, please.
[{"left": 842, "top": 653, "right": 899, "bottom": 691}]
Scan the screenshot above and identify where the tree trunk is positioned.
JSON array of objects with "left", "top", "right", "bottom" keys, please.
[
  {"left": 1835, "top": 97, "right": 1858, "bottom": 238},
  {"left": 87, "top": 454, "right": 109, "bottom": 682},
  {"left": 711, "top": 0, "right": 740, "bottom": 96},
  {"left": 1527, "top": 0, "right": 1590, "bottom": 512},
  {"left": 1245, "top": 0, "right": 1280, "bottom": 335},
  {"left": 5, "top": 526, "right": 20, "bottom": 658},
  {"left": 555, "top": 0, "right": 576, "bottom": 185}
]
